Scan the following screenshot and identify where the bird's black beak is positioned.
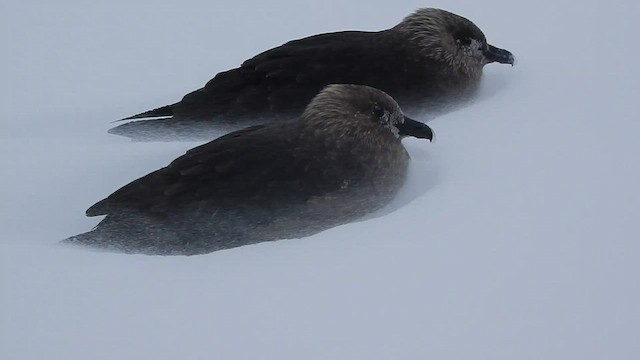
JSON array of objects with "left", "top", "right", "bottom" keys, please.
[
  {"left": 484, "top": 44, "right": 515, "bottom": 65},
  {"left": 396, "top": 116, "right": 434, "bottom": 142}
]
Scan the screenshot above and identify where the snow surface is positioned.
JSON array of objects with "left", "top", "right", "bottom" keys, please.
[{"left": 2, "top": 0, "right": 639, "bottom": 359}]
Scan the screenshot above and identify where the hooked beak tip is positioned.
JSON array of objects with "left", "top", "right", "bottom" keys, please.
[
  {"left": 397, "top": 116, "right": 434, "bottom": 142},
  {"left": 485, "top": 44, "right": 515, "bottom": 66}
]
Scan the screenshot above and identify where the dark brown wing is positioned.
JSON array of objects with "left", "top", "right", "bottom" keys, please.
[
  {"left": 171, "top": 30, "right": 409, "bottom": 119},
  {"left": 112, "top": 30, "right": 443, "bottom": 141},
  {"left": 87, "top": 123, "right": 365, "bottom": 217}
]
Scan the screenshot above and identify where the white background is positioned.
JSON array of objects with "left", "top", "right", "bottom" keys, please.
[{"left": 2, "top": 1, "right": 639, "bottom": 359}]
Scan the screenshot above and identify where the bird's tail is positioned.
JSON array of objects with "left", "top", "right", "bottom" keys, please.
[
  {"left": 115, "top": 104, "right": 175, "bottom": 122},
  {"left": 108, "top": 117, "right": 230, "bottom": 142},
  {"left": 61, "top": 227, "right": 148, "bottom": 254},
  {"left": 61, "top": 229, "right": 107, "bottom": 249},
  {"left": 62, "top": 226, "right": 117, "bottom": 246}
]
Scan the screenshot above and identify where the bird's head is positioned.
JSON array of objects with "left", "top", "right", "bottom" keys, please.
[
  {"left": 303, "top": 84, "right": 434, "bottom": 142},
  {"left": 395, "top": 8, "right": 515, "bottom": 77}
]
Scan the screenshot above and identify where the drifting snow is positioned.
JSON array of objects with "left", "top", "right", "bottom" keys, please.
[{"left": 1, "top": 1, "right": 639, "bottom": 359}]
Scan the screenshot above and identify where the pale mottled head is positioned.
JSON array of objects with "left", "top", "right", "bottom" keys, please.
[
  {"left": 302, "top": 84, "right": 433, "bottom": 141},
  {"left": 394, "top": 8, "right": 515, "bottom": 78}
]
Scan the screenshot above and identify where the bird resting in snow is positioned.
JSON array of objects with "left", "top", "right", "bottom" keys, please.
[
  {"left": 65, "top": 84, "right": 434, "bottom": 255},
  {"left": 110, "top": 8, "right": 514, "bottom": 141}
]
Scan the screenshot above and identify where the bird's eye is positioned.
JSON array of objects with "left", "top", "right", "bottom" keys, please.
[
  {"left": 456, "top": 36, "right": 473, "bottom": 46},
  {"left": 372, "top": 104, "right": 385, "bottom": 118},
  {"left": 454, "top": 30, "right": 473, "bottom": 45}
]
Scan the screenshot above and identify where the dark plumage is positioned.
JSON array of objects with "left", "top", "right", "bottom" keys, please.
[
  {"left": 65, "top": 85, "right": 434, "bottom": 255},
  {"left": 110, "top": 8, "right": 514, "bottom": 141}
]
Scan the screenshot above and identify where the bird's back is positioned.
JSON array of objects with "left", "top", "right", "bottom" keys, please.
[{"left": 110, "top": 30, "right": 458, "bottom": 140}]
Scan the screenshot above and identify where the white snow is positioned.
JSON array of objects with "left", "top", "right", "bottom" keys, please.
[{"left": 2, "top": 1, "right": 639, "bottom": 359}]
